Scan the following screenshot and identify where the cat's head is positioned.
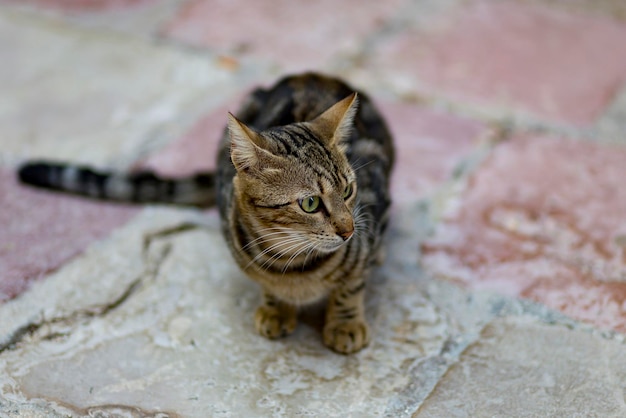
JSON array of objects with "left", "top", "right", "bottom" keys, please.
[{"left": 229, "top": 93, "right": 359, "bottom": 255}]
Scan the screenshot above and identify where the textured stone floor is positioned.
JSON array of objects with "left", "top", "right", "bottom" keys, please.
[{"left": 1, "top": 0, "right": 625, "bottom": 417}]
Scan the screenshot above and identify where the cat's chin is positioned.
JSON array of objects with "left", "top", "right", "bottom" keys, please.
[{"left": 316, "top": 238, "right": 350, "bottom": 254}]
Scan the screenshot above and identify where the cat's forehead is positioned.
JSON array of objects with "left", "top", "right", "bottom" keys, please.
[
  {"left": 264, "top": 124, "right": 323, "bottom": 153},
  {"left": 254, "top": 124, "right": 353, "bottom": 190},
  {"left": 285, "top": 159, "right": 353, "bottom": 196},
  {"left": 263, "top": 127, "right": 334, "bottom": 157}
]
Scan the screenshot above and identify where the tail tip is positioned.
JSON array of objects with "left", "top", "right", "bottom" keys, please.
[{"left": 18, "top": 162, "right": 51, "bottom": 185}]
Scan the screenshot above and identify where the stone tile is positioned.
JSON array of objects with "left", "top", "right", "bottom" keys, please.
[
  {"left": 138, "top": 102, "right": 233, "bottom": 177},
  {"left": 0, "top": 208, "right": 178, "bottom": 343},
  {"left": 0, "top": 169, "right": 139, "bottom": 302},
  {"left": 378, "top": 102, "right": 489, "bottom": 207},
  {"left": 416, "top": 316, "right": 626, "bottom": 417},
  {"left": 0, "top": 9, "right": 234, "bottom": 167},
  {"left": 422, "top": 134, "right": 626, "bottom": 332},
  {"left": 162, "top": 0, "right": 407, "bottom": 72},
  {"left": 3, "top": 0, "right": 626, "bottom": 413},
  {"left": 369, "top": 0, "right": 626, "bottom": 126}
]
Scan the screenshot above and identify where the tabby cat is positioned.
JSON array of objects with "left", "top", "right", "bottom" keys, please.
[{"left": 18, "top": 73, "right": 394, "bottom": 354}]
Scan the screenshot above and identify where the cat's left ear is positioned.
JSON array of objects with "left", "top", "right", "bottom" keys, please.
[{"left": 309, "top": 92, "right": 359, "bottom": 147}]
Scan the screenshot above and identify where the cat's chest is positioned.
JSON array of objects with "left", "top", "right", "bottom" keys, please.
[
  {"left": 237, "top": 246, "right": 350, "bottom": 304},
  {"left": 267, "top": 274, "right": 332, "bottom": 305}
]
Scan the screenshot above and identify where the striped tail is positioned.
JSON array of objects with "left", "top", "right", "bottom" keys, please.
[{"left": 18, "top": 161, "right": 215, "bottom": 207}]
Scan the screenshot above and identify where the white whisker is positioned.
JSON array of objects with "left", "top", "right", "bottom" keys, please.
[
  {"left": 282, "top": 241, "right": 318, "bottom": 274},
  {"left": 242, "top": 231, "right": 289, "bottom": 250},
  {"left": 260, "top": 239, "right": 309, "bottom": 272},
  {"left": 245, "top": 236, "right": 306, "bottom": 270},
  {"left": 301, "top": 242, "right": 318, "bottom": 268},
  {"left": 353, "top": 204, "right": 376, "bottom": 240},
  {"left": 352, "top": 159, "right": 375, "bottom": 172}
]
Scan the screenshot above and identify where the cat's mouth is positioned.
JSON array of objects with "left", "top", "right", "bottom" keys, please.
[{"left": 316, "top": 236, "right": 351, "bottom": 253}]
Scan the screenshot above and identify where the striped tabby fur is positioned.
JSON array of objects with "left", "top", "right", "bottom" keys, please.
[{"left": 18, "top": 73, "right": 394, "bottom": 354}]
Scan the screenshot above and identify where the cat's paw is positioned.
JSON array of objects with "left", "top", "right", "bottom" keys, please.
[
  {"left": 255, "top": 305, "right": 297, "bottom": 339},
  {"left": 323, "top": 320, "right": 370, "bottom": 354}
]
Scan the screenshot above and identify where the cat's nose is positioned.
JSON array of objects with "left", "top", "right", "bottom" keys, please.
[{"left": 338, "top": 228, "right": 354, "bottom": 241}]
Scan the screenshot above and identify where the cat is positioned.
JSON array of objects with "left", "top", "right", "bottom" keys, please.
[{"left": 18, "top": 73, "right": 395, "bottom": 354}]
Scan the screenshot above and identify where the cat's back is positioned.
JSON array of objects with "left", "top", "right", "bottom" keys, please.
[
  {"left": 236, "top": 73, "right": 391, "bottom": 143},
  {"left": 238, "top": 73, "right": 360, "bottom": 128}
]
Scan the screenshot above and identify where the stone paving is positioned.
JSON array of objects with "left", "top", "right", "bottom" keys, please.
[{"left": 0, "top": 0, "right": 625, "bottom": 417}]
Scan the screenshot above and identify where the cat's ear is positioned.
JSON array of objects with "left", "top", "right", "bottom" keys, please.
[
  {"left": 228, "top": 113, "right": 276, "bottom": 172},
  {"left": 309, "top": 92, "right": 359, "bottom": 147}
]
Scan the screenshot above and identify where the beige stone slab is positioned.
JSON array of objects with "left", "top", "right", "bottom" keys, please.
[
  {"left": 415, "top": 316, "right": 626, "bottom": 418},
  {"left": 0, "top": 207, "right": 204, "bottom": 348},
  {"left": 0, "top": 205, "right": 475, "bottom": 417},
  {"left": 0, "top": 8, "right": 234, "bottom": 168}
]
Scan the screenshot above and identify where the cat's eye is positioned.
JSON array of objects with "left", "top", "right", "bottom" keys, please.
[
  {"left": 343, "top": 183, "right": 354, "bottom": 199},
  {"left": 299, "top": 196, "right": 321, "bottom": 213}
]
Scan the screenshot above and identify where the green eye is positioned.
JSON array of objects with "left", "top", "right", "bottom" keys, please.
[
  {"left": 343, "top": 183, "right": 353, "bottom": 199},
  {"left": 300, "top": 196, "right": 321, "bottom": 213}
]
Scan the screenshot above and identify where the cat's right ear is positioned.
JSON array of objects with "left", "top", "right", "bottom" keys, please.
[
  {"left": 228, "top": 113, "right": 261, "bottom": 171},
  {"left": 228, "top": 113, "right": 282, "bottom": 174}
]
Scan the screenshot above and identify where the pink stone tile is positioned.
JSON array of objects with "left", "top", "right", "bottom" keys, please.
[
  {"left": 374, "top": 1, "right": 626, "bottom": 126},
  {"left": 162, "top": 0, "right": 406, "bottom": 71},
  {"left": 422, "top": 135, "right": 626, "bottom": 332},
  {"left": 138, "top": 104, "right": 229, "bottom": 177},
  {"left": 0, "top": 0, "right": 151, "bottom": 12},
  {"left": 0, "top": 169, "right": 139, "bottom": 302},
  {"left": 378, "top": 101, "right": 488, "bottom": 207}
]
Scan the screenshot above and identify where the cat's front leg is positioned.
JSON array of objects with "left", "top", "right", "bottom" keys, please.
[
  {"left": 323, "top": 278, "right": 370, "bottom": 354},
  {"left": 254, "top": 289, "right": 298, "bottom": 339}
]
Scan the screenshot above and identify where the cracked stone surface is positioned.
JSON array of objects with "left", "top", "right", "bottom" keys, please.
[
  {"left": 415, "top": 317, "right": 626, "bottom": 417},
  {"left": 2, "top": 0, "right": 626, "bottom": 416},
  {"left": 4, "top": 204, "right": 613, "bottom": 417},
  {"left": 0, "top": 207, "right": 463, "bottom": 416}
]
